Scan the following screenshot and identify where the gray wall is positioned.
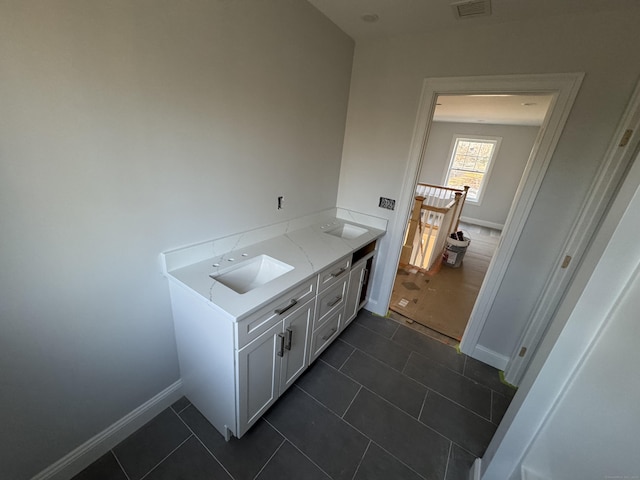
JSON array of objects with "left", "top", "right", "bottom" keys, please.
[
  {"left": 336, "top": 7, "right": 640, "bottom": 361},
  {"left": 419, "top": 122, "right": 539, "bottom": 227},
  {"left": 0, "top": 1, "right": 353, "bottom": 478}
]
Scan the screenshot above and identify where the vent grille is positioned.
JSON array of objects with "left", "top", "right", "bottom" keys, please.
[{"left": 451, "top": 0, "right": 491, "bottom": 19}]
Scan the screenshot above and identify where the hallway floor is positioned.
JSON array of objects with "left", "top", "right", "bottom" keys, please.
[
  {"left": 390, "top": 222, "right": 501, "bottom": 339},
  {"left": 73, "top": 310, "right": 516, "bottom": 480}
]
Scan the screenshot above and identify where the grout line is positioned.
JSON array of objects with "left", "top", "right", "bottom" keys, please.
[
  {"left": 338, "top": 345, "right": 357, "bottom": 371},
  {"left": 422, "top": 388, "right": 493, "bottom": 424},
  {"left": 443, "top": 441, "right": 453, "bottom": 480},
  {"left": 262, "top": 418, "right": 335, "bottom": 480},
  {"left": 350, "top": 440, "right": 371, "bottom": 480},
  {"left": 110, "top": 450, "right": 131, "bottom": 480},
  {"left": 138, "top": 434, "right": 193, "bottom": 480},
  {"left": 173, "top": 405, "right": 235, "bottom": 480},
  {"left": 463, "top": 355, "right": 468, "bottom": 376},
  {"left": 251, "top": 438, "right": 286, "bottom": 480},
  {"left": 418, "top": 390, "right": 429, "bottom": 420},
  {"left": 341, "top": 385, "right": 363, "bottom": 419},
  {"left": 490, "top": 390, "right": 494, "bottom": 423}
]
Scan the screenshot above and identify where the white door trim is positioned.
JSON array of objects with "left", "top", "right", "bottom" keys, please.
[
  {"left": 378, "top": 73, "right": 584, "bottom": 370},
  {"left": 504, "top": 78, "right": 640, "bottom": 384}
]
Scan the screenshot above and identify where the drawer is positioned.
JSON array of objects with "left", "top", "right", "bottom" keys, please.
[
  {"left": 317, "top": 256, "right": 351, "bottom": 293},
  {"left": 236, "top": 278, "right": 316, "bottom": 349},
  {"left": 314, "top": 277, "right": 347, "bottom": 330},
  {"left": 309, "top": 309, "right": 341, "bottom": 363}
]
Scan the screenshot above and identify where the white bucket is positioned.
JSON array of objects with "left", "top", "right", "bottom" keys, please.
[{"left": 443, "top": 236, "right": 470, "bottom": 268}]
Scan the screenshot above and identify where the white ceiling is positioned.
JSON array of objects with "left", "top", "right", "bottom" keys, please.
[
  {"left": 307, "top": 0, "right": 638, "bottom": 42},
  {"left": 434, "top": 94, "right": 553, "bottom": 126}
]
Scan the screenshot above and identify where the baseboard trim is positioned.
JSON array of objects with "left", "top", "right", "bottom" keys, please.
[
  {"left": 472, "top": 345, "right": 509, "bottom": 371},
  {"left": 459, "top": 216, "right": 504, "bottom": 231},
  {"left": 32, "top": 380, "right": 183, "bottom": 480},
  {"left": 469, "top": 458, "right": 482, "bottom": 480}
]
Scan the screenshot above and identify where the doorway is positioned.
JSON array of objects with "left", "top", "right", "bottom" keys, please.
[
  {"left": 389, "top": 93, "right": 553, "bottom": 341},
  {"left": 376, "top": 73, "right": 584, "bottom": 375}
]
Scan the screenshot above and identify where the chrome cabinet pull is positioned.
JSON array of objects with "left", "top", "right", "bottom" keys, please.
[
  {"left": 275, "top": 299, "right": 297, "bottom": 315},
  {"left": 276, "top": 333, "right": 285, "bottom": 357},
  {"left": 321, "top": 327, "right": 337, "bottom": 341},
  {"left": 327, "top": 295, "right": 342, "bottom": 307},
  {"left": 284, "top": 328, "right": 293, "bottom": 351},
  {"left": 330, "top": 267, "right": 347, "bottom": 278}
]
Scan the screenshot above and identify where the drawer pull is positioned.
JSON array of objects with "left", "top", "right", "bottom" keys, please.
[
  {"left": 284, "top": 328, "right": 293, "bottom": 351},
  {"left": 275, "top": 299, "right": 297, "bottom": 315},
  {"left": 327, "top": 295, "right": 342, "bottom": 308},
  {"left": 321, "top": 327, "right": 337, "bottom": 341},
  {"left": 276, "top": 333, "right": 285, "bottom": 357},
  {"left": 330, "top": 267, "right": 347, "bottom": 278}
]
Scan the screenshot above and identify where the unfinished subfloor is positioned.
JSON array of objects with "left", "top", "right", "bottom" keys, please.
[{"left": 390, "top": 222, "right": 500, "bottom": 340}]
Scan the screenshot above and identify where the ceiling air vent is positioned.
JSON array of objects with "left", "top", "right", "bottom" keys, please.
[{"left": 451, "top": 0, "right": 491, "bottom": 19}]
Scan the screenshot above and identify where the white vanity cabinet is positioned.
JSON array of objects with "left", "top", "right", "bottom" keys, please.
[
  {"left": 236, "top": 295, "right": 314, "bottom": 437},
  {"left": 343, "top": 242, "right": 377, "bottom": 330}
]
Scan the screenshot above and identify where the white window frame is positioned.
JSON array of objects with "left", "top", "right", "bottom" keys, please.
[{"left": 442, "top": 134, "right": 502, "bottom": 205}]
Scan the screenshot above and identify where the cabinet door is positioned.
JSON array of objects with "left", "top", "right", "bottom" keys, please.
[
  {"left": 279, "top": 299, "right": 314, "bottom": 392},
  {"left": 344, "top": 261, "right": 366, "bottom": 329},
  {"left": 236, "top": 321, "right": 283, "bottom": 437}
]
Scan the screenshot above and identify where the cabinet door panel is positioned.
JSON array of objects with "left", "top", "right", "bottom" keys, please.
[
  {"left": 236, "top": 322, "right": 282, "bottom": 436},
  {"left": 344, "top": 262, "right": 366, "bottom": 329},
  {"left": 280, "top": 299, "right": 314, "bottom": 392}
]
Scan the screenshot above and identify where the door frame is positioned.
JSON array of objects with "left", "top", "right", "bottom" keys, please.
[{"left": 378, "top": 73, "right": 584, "bottom": 372}]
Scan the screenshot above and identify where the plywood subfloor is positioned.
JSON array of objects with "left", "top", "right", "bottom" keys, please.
[{"left": 390, "top": 223, "right": 500, "bottom": 340}]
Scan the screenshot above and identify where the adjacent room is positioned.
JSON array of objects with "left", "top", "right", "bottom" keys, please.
[{"left": 2, "top": 1, "right": 640, "bottom": 480}]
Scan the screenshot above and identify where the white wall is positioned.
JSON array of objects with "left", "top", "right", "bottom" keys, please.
[
  {"left": 336, "top": 7, "right": 640, "bottom": 360},
  {"left": 419, "top": 122, "right": 539, "bottom": 227},
  {"left": 0, "top": 2, "right": 353, "bottom": 478}
]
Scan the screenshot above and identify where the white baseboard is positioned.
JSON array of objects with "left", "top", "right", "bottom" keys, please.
[
  {"left": 32, "top": 380, "right": 183, "bottom": 480},
  {"left": 472, "top": 344, "right": 509, "bottom": 371},
  {"left": 459, "top": 216, "right": 504, "bottom": 231},
  {"left": 469, "top": 458, "right": 482, "bottom": 480}
]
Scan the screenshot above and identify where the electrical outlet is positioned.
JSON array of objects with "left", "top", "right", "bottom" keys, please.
[
  {"left": 379, "top": 197, "right": 395, "bottom": 210},
  {"left": 277, "top": 196, "right": 284, "bottom": 210}
]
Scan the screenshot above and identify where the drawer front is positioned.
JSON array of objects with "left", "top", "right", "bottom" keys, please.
[
  {"left": 236, "top": 278, "right": 316, "bottom": 349},
  {"left": 314, "top": 277, "right": 347, "bottom": 329},
  {"left": 317, "top": 256, "right": 351, "bottom": 293},
  {"left": 309, "top": 310, "right": 341, "bottom": 363}
]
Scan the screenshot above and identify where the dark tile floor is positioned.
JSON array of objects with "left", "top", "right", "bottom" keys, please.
[{"left": 73, "top": 310, "right": 516, "bottom": 480}]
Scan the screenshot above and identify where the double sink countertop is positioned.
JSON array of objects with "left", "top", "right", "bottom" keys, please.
[{"left": 162, "top": 210, "right": 386, "bottom": 321}]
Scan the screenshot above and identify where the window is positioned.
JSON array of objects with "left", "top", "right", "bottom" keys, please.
[{"left": 443, "top": 135, "right": 501, "bottom": 204}]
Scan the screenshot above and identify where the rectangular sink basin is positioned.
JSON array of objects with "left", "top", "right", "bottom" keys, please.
[
  {"left": 325, "top": 223, "right": 368, "bottom": 240},
  {"left": 210, "top": 255, "right": 293, "bottom": 294}
]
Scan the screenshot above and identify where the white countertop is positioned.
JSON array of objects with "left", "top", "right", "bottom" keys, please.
[{"left": 164, "top": 217, "right": 385, "bottom": 320}]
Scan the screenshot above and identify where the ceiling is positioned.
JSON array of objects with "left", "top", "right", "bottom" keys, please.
[
  {"left": 434, "top": 94, "right": 553, "bottom": 126},
  {"left": 307, "top": 0, "right": 638, "bottom": 42}
]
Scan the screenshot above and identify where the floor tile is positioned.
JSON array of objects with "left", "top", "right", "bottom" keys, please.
[
  {"left": 419, "top": 391, "right": 496, "bottom": 457},
  {"left": 491, "top": 391, "right": 511, "bottom": 425},
  {"left": 353, "top": 443, "right": 423, "bottom": 480},
  {"left": 404, "top": 352, "right": 491, "bottom": 419},
  {"left": 256, "top": 441, "right": 330, "bottom": 480},
  {"left": 340, "top": 350, "right": 427, "bottom": 417},
  {"left": 354, "top": 311, "right": 399, "bottom": 338},
  {"left": 265, "top": 387, "right": 368, "bottom": 480},
  {"left": 463, "top": 357, "right": 517, "bottom": 398},
  {"left": 445, "top": 444, "right": 477, "bottom": 480},
  {"left": 344, "top": 389, "right": 449, "bottom": 480},
  {"left": 340, "top": 323, "right": 411, "bottom": 371},
  {"left": 296, "top": 360, "right": 360, "bottom": 416},
  {"left": 71, "top": 451, "right": 127, "bottom": 480},
  {"left": 112, "top": 408, "right": 191, "bottom": 480},
  {"left": 170, "top": 396, "right": 191, "bottom": 414},
  {"left": 319, "top": 338, "right": 354, "bottom": 369},
  {"left": 392, "top": 325, "right": 465, "bottom": 373},
  {"left": 179, "top": 405, "right": 283, "bottom": 480},
  {"left": 144, "top": 436, "right": 231, "bottom": 480}
]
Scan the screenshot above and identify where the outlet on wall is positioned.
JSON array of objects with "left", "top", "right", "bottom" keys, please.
[
  {"left": 379, "top": 197, "right": 395, "bottom": 210},
  {"left": 277, "top": 196, "right": 284, "bottom": 210}
]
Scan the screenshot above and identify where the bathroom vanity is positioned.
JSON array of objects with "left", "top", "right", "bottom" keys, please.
[{"left": 162, "top": 210, "right": 386, "bottom": 440}]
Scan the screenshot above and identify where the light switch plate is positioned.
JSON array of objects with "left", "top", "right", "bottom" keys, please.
[{"left": 379, "top": 197, "right": 395, "bottom": 210}]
